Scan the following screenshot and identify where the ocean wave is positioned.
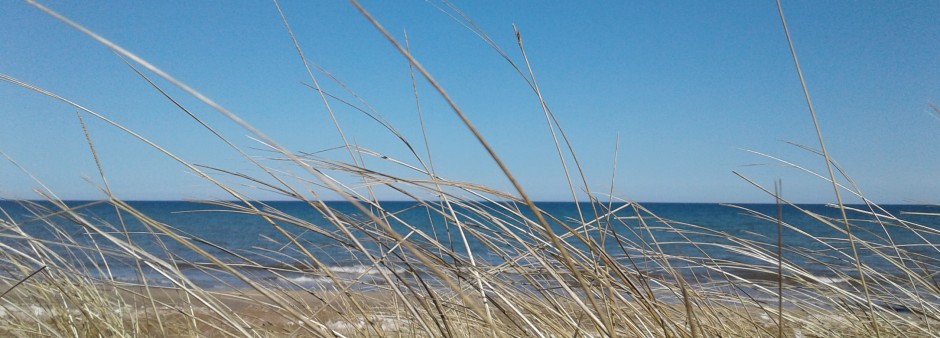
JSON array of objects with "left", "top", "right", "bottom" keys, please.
[
  {"left": 284, "top": 275, "right": 331, "bottom": 285},
  {"left": 326, "top": 265, "right": 407, "bottom": 275}
]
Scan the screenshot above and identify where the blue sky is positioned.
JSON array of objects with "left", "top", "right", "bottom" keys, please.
[{"left": 1, "top": 1, "right": 938, "bottom": 203}]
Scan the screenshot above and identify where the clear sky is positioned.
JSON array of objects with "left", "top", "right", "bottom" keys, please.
[{"left": 1, "top": 1, "right": 938, "bottom": 204}]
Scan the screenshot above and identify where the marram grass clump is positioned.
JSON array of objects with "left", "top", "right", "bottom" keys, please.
[{"left": 2, "top": 196, "right": 939, "bottom": 337}]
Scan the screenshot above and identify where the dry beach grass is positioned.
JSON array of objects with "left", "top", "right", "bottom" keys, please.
[{"left": 2, "top": 1, "right": 939, "bottom": 337}]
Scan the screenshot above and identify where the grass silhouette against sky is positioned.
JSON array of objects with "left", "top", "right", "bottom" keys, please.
[{"left": 1, "top": 0, "right": 938, "bottom": 203}]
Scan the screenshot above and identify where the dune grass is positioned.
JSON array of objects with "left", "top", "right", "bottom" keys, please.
[{"left": 2, "top": 1, "right": 939, "bottom": 337}]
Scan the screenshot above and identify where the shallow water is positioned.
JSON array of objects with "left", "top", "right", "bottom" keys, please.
[{"left": 1, "top": 200, "right": 937, "bottom": 290}]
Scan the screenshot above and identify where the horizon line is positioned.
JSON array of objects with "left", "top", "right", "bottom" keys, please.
[{"left": 1, "top": 199, "right": 934, "bottom": 206}]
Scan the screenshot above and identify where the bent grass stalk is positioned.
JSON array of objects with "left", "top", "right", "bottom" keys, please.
[{"left": 775, "top": 0, "right": 880, "bottom": 335}]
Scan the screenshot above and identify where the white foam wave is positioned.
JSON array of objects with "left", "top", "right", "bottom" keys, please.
[
  {"left": 326, "top": 315, "right": 410, "bottom": 332},
  {"left": 812, "top": 276, "right": 848, "bottom": 284},
  {"left": 327, "top": 265, "right": 406, "bottom": 275},
  {"left": 285, "top": 276, "right": 331, "bottom": 285}
]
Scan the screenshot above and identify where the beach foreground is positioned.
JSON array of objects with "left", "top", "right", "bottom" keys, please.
[{"left": 4, "top": 279, "right": 935, "bottom": 337}]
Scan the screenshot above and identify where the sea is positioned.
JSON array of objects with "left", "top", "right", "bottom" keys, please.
[{"left": 1, "top": 200, "right": 938, "bottom": 291}]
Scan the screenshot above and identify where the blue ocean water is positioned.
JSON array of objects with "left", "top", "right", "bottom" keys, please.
[{"left": 1, "top": 200, "right": 938, "bottom": 290}]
